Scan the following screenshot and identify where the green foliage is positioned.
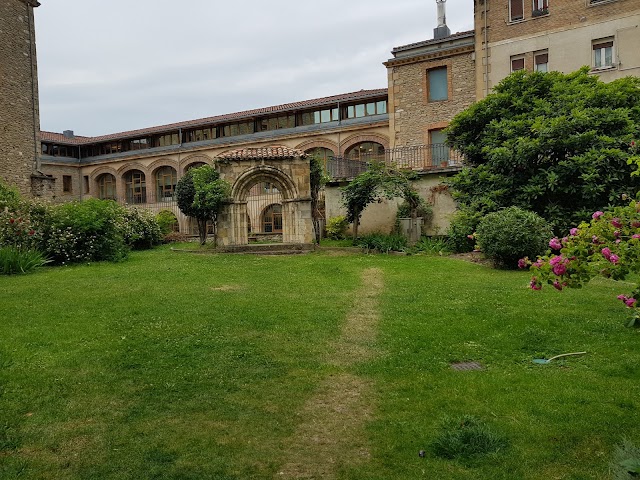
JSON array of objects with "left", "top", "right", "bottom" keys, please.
[
  {"left": 476, "top": 207, "right": 552, "bottom": 269},
  {"left": 0, "top": 246, "right": 48, "bottom": 275},
  {"left": 325, "top": 216, "right": 349, "bottom": 240},
  {"left": 176, "top": 165, "right": 230, "bottom": 246},
  {"left": 412, "top": 236, "right": 452, "bottom": 256},
  {"left": 0, "top": 180, "right": 21, "bottom": 212},
  {"left": 430, "top": 415, "right": 509, "bottom": 460},
  {"left": 446, "top": 68, "right": 640, "bottom": 233},
  {"left": 612, "top": 439, "right": 640, "bottom": 480},
  {"left": 528, "top": 200, "right": 640, "bottom": 326},
  {"left": 396, "top": 198, "right": 432, "bottom": 220},
  {"left": 447, "top": 209, "right": 483, "bottom": 253},
  {"left": 156, "top": 209, "right": 179, "bottom": 235},
  {"left": 310, "top": 155, "right": 329, "bottom": 244},
  {"left": 121, "top": 207, "right": 163, "bottom": 250},
  {"left": 356, "top": 233, "right": 407, "bottom": 253}
]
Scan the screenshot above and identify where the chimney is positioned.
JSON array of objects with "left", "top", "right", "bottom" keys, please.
[
  {"left": 434, "top": 0, "right": 451, "bottom": 40},
  {"left": 63, "top": 130, "right": 75, "bottom": 139}
]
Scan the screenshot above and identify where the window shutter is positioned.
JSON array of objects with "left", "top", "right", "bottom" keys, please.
[
  {"left": 510, "top": 0, "right": 524, "bottom": 20},
  {"left": 511, "top": 58, "right": 525, "bottom": 71},
  {"left": 535, "top": 53, "right": 548, "bottom": 65},
  {"left": 593, "top": 41, "right": 613, "bottom": 50}
]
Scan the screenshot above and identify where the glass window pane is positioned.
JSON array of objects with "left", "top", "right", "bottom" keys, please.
[
  {"left": 331, "top": 108, "right": 338, "bottom": 121},
  {"left": 429, "top": 67, "right": 448, "bottom": 101},
  {"left": 314, "top": 111, "right": 321, "bottom": 124},
  {"left": 595, "top": 49, "right": 602, "bottom": 68},
  {"left": 355, "top": 104, "right": 365, "bottom": 117},
  {"left": 347, "top": 106, "right": 355, "bottom": 118},
  {"left": 366, "top": 103, "right": 376, "bottom": 115},
  {"left": 376, "top": 101, "right": 387, "bottom": 114},
  {"left": 605, "top": 47, "right": 612, "bottom": 66},
  {"left": 320, "top": 110, "right": 331, "bottom": 123}
]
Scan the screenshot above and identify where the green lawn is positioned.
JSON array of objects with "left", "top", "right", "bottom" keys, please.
[{"left": 1, "top": 247, "right": 638, "bottom": 479}]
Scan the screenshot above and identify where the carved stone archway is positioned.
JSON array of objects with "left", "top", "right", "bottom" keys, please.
[{"left": 215, "top": 146, "right": 313, "bottom": 246}]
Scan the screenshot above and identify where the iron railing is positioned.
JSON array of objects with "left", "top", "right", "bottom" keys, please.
[{"left": 326, "top": 143, "right": 464, "bottom": 180}]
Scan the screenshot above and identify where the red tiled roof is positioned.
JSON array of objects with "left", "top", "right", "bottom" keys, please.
[
  {"left": 40, "top": 88, "right": 388, "bottom": 145},
  {"left": 218, "top": 146, "right": 305, "bottom": 160}
]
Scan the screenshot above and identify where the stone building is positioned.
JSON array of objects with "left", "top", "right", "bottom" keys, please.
[
  {"left": 475, "top": 0, "right": 640, "bottom": 98},
  {"left": 0, "top": 0, "right": 53, "bottom": 197}
]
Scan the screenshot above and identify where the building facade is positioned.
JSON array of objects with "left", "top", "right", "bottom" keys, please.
[
  {"left": 0, "top": 0, "right": 53, "bottom": 197},
  {"left": 475, "top": 0, "right": 640, "bottom": 98}
]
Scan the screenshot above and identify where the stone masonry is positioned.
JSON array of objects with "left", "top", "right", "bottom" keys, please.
[{"left": 0, "top": 0, "right": 43, "bottom": 196}]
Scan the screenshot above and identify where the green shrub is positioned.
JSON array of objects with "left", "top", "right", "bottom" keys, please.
[
  {"left": 611, "top": 439, "right": 640, "bottom": 480},
  {"left": 430, "top": 415, "right": 509, "bottom": 460},
  {"left": 0, "top": 211, "right": 39, "bottom": 250},
  {"left": 396, "top": 199, "right": 432, "bottom": 221},
  {"left": 0, "top": 247, "right": 48, "bottom": 275},
  {"left": 41, "top": 199, "right": 129, "bottom": 264},
  {"left": 356, "top": 233, "right": 407, "bottom": 253},
  {"left": 447, "top": 209, "right": 482, "bottom": 253},
  {"left": 121, "top": 207, "right": 163, "bottom": 250},
  {"left": 413, "top": 236, "right": 452, "bottom": 256},
  {"left": 156, "top": 209, "right": 179, "bottom": 235},
  {"left": 0, "top": 180, "right": 21, "bottom": 212},
  {"left": 476, "top": 206, "right": 552, "bottom": 269},
  {"left": 325, "top": 216, "right": 349, "bottom": 240}
]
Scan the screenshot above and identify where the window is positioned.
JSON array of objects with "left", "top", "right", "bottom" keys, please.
[
  {"left": 511, "top": 56, "right": 525, "bottom": 72},
  {"left": 262, "top": 204, "right": 283, "bottom": 233},
  {"left": 155, "top": 133, "right": 180, "bottom": 147},
  {"left": 345, "top": 142, "right": 385, "bottom": 162},
  {"left": 129, "top": 138, "right": 149, "bottom": 151},
  {"left": 305, "top": 147, "right": 334, "bottom": 169},
  {"left": 532, "top": 0, "right": 549, "bottom": 15},
  {"left": 97, "top": 174, "right": 116, "bottom": 200},
  {"left": 62, "top": 175, "right": 72, "bottom": 193},
  {"left": 535, "top": 51, "right": 549, "bottom": 72},
  {"left": 222, "top": 121, "right": 254, "bottom": 137},
  {"left": 156, "top": 166, "right": 177, "bottom": 200},
  {"left": 593, "top": 39, "right": 614, "bottom": 69},
  {"left": 430, "top": 129, "right": 451, "bottom": 167},
  {"left": 124, "top": 170, "right": 146, "bottom": 204},
  {"left": 428, "top": 67, "right": 448, "bottom": 102},
  {"left": 83, "top": 176, "right": 89, "bottom": 194},
  {"left": 510, "top": 0, "right": 524, "bottom": 21}
]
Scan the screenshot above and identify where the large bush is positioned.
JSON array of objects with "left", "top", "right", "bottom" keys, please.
[
  {"left": 447, "top": 209, "right": 482, "bottom": 253},
  {"left": 0, "top": 180, "right": 21, "bottom": 212},
  {"left": 121, "top": 207, "right": 163, "bottom": 249},
  {"left": 476, "top": 207, "right": 552, "bottom": 268}
]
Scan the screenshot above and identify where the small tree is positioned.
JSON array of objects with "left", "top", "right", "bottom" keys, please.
[
  {"left": 176, "top": 165, "right": 231, "bottom": 246},
  {"left": 309, "top": 155, "right": 328, "bottom": 244}
]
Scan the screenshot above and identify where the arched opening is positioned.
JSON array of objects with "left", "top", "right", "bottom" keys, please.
[
  {"left": 124, "top": 169, "right": 147, "bottom": 204},
  {"left": 305, "top": 147, "right": 334, "bottom": 170},
  {"left": 97, "top": 173, "right": 117, "bottom": 200},
  {"left": 184, "top": 161, "right": 206, "bottom": 173},
  {"left": 261, "top": 204, "right": 283, "bottom": 233},
  {"left": 344, "top": 141, "right": 385, "bottom": 162},
  {"left": 155, "top": 166, "right": 177, "bottom": 201}
]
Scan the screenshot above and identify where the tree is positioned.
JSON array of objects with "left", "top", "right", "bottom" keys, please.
[
  {"left": 446, "top": 67, "right": 640, "bottom": 233},
  {"left": 309, "top": 155, "right": 328, "bottom": 244},
  {"left": 176, "top": 165, "right": 231, "bottom": 246},
  {"left": 341, "top": 161, "right": 427, "bottom": 241}
]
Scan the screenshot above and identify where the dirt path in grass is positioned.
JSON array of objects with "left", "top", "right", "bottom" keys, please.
[{"left": 276, "top": 268, "right": 383, "bottom": 479}]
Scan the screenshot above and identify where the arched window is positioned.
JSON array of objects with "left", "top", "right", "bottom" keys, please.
[
  {"left": 345, "top": 142, "right": 385, "bottom": 162},
  {"left": 184, "top": 161, "right": 206, "bottom": 173},
  {"left": 124, "top": 170, "right": 146, "bottom": 204},
  {"left": 97, "top": 173, "right": 116, "bottom": 200},
  {"left": 156, "top": 166, "right": 177, "bottom": 200},
  {"left": 262, "top": 204, "right": 283, "bottom": 233},
  {"left": 305, "top": 147, "right": 334, "bottom": 168}
]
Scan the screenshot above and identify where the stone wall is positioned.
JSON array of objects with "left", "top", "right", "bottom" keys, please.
[
  {"left": 40, "top": 163, "right": 84, "bottom": 202},
  {"left": 388, "top": 52, "right": 476, "bottom": 147},
  {"left": 0, "top": 0, "right": 41, "bottom": 196}
]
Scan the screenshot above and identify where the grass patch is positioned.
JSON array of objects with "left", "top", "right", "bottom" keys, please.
[
  {"left": 430, "top": 415, "right": 509, "bottom": 460},
  {"left": 0, "top": 247, "right": 638, "bottom": 478}
]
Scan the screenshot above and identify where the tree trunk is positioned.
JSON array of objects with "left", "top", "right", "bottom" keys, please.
[
  {"left": 353, "top": 208, "right": 360, "bottom": 243},
  {"left": 197, "top": 218, "right": 207, "bottom": 245}
]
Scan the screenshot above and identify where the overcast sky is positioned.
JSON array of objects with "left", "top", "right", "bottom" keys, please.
[{"left": 35, "top": 0, "right": 474, "bottom": 137}]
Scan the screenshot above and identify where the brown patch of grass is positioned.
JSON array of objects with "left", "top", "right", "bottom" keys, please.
[
  {"left": 210, "top": 284, "right": 244, "bottom": 292},
  {"left": 276, "top": 268, "right": 384, "bottom": 479}
]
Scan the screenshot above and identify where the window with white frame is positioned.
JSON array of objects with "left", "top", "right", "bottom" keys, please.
[
  {"left": 534, "top": 51, "right": 548, "bottom": 72},
  {"left": 533, "top": 0, "right": 548, "bottom": 13},
  {"left": 592, "top": 39, "right": 614, "bottom": 69},
  {"left": 511, "top": 55, "right": 525, "bottom": 72}
]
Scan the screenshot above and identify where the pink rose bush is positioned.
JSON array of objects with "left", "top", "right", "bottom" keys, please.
[{"left": 522, "top": 200, "right": 640, "bottom": 327}]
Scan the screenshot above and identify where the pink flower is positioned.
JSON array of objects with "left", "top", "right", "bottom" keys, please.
[
  {"left": 530, "top": 278, "right": 542, "bottom": 291},
  {"left": 632, "top": 221, "right": 640, "bottom": 229},
  {"left": 592, "top": 211, "right": 604, "bottom": 220},
  {"left": 532, "top": 259, "right": 544, "bottom": 268},
  {"left": 611, "top": 218, "right": 623, "bottom": 228},
  {"left": 570, "top": 228, "right": 579, "bottom": 236},
  {"left": 614, "top": 230, "right": 621, "bottom": 238},
  {"left": 549, "top": 256, "right": 563, "bottom": 266},
  {"left": 609, "top": 254, "right": 620, "bottom": 264},
  {"left": 553, "top": 263, "right": 567, "bottom": 276},
  {"left": 625, "top": 298, "right": 637, "bottom": 308},
  {"left": 553, "top": 280, "right": 563, "bottom": 291},
  {"left": 601, "top": 248, "right": 612, "bottom": 259},
  {"left": 592, "top": 235, "right": 600, "bottom": 244},
  {"left": 518, "top": 258, "right": 528, "bottom": 269},
  {"left": 632, "top": 234, "right": 640, "bottom": 240},
  {"left": 467, "top": 234, "right": 474, "bottom": 240},
  {"left": 618, "top": 294, "right": 627, "bottom": 301},
  {"left": 562, "top": 237, "right": 569, "bottom": 245},
  {"left": 549, "top": 237, "right": 562, "bottom": 250},
  {"left": 616, "top": 239, "right": 622, "bottom": 244}
]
